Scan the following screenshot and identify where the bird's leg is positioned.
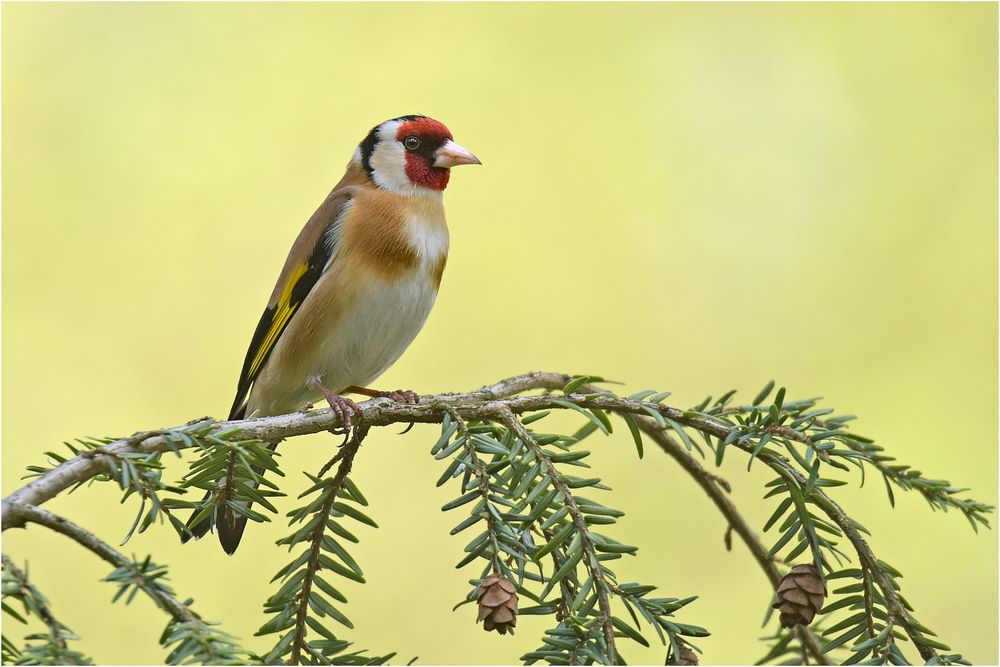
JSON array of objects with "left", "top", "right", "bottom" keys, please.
[
  {"left": 346, "top": 386, "right": 420, "bottom": 434},
  {"left": 309, "top": 379, "right": 360, "bottom": 442}
]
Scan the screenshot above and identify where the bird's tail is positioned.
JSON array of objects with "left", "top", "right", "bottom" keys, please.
[
  {"left": 180, "top": 492, "right": 251, "bottom": 555},
  {"left": 180, "top": 440, "right": 278, "bottom": 555}
]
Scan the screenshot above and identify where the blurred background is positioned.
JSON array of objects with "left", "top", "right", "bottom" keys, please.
[{"left": 3, "top": 3, "right": 996, "bottom": 664}]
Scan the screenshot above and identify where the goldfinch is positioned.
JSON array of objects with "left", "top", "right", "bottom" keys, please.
[{"left": 184, "top": 115, "right": 480, "bottom": 553}]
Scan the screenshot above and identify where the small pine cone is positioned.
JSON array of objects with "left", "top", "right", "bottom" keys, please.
[
  {"left": 773, "top": 563, "right": 827, "bottom": 628},
  {"left": 667, "top": 645, "right": 699, "bottom": 665},
  {"left": 476, "top": 574, "right": 518, "bottom": 635}
]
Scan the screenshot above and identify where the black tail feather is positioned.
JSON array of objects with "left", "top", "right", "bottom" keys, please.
[
  {"left": 180, "top": 490, "right": 249, "bottom": 555},
  {"left": 217, "top": 508, "right": 249, "bottom": 555},
  {"left": 179, "top": 441, "right": 278, "bottom": 555}
]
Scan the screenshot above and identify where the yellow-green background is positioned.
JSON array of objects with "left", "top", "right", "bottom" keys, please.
[{"left": 3, "top": 3, "right": 996, "bottom": 664}]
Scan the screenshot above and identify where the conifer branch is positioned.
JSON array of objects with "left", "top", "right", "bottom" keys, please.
[
  {"left": 1, "top": 556, "right": 71, "bottom": 656},
  {"left": 3, "top": 372, "right": 989, "bottom": 665},
  {"left": 801, "top": 482, "right": 937, "bottom": 662},
  {"left": 442, "top": 406, "right": 503, "bottom": 574},
  {"left": 4, "top": 503, "right": 244, "bottom": 664},
  {"left": 1, "top": 555, "right": 90, "bottom": 665},
  {"left": 5, "top": 503, "right": 197, "bottom": 624},
  {"left": 498, "top": 406, "right": 619, "bottom": 663},
  {"left": 7, "top": 372, "right": 988, "bottom": 533},
  {"left": 288, "top": 427, "right": 367, "bottom": 666},
  {"left": 620, "top": 409, "right": 830, "bottom": 665}
]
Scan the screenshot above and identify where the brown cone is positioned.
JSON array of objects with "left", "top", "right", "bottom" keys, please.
[
  {"left": 477, "top": 574, "right": 518, "bottom": 635},
  {"left": 772, "top": 563, "right": 827, "bottom": 628},
  {"left": 667, "top": 645, "right": 699, "bottom": 665}
]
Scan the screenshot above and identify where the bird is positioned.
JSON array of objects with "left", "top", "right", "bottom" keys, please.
[{"left": 182, "top": 114, "right": 480, "bottom": 554}]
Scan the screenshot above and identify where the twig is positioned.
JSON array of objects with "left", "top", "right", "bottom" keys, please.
[
  {"left": 517, "top": 377, "right": 830, "bottom": 664},
  {"left": 732, "top": 405, "right": 983, "bottom": 520},
  {"left": 4, "top": 503, "right": 197, "bottom": 625},
  {"left": 0, "top": 378, "right": 715, "bottom": 524},
  {"left": 289, "top": 425, "right": 368, "bottom": 666},
  {"left": 498, "top": 406, "right": 618, "bottom": 664},
  {"left": 795, "top": 475, "right": 938, "bottom": 661},
  {"left": 443, "top": 406, "right": 502, "bottom": 574},
  {"left": 1, "top": 555, "right": 76, "bottom": 661},
  {"left": 633, "top": 422, "right": 830, "bottom": 664},
  {"left": 2, "top": 372, "right": 572, "bottom": 526}
]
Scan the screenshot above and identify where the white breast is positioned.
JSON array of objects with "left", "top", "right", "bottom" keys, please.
[
  {"left": 406, "top": 213, "right": 449, "bottom": 264},
  {"left": 315, "top": 214, "right": 448, "bottom": 391}
]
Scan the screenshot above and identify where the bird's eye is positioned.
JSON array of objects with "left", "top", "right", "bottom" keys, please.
[{"left": 403, "top": 136, "right": 421, "bottom": 151}]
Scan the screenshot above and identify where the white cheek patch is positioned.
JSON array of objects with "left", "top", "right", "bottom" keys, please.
[
  {"left": 370, "top": 140, "right": 411, "bottom": 193},
  {"left": 368, "top": 121, "right": 410, "bottom": 193}
]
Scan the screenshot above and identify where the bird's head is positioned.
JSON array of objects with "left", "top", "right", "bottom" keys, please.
[{"left": 355, "top": 115, "right": 480, "bottom": 196}]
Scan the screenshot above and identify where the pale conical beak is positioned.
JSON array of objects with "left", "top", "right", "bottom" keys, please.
[{"left": 433, "top": 139, "right": 482, "bottom": 168}]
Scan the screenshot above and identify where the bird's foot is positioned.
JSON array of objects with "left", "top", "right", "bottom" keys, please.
[
  {"left": 309, "top": 379, "right": 360, "bottom": 443},
  {"left": 347, "top": 386, "right": 421, "bottom": 405},
  {"left": 347, "top": 386, "right": 420, "bottom": 433}
]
